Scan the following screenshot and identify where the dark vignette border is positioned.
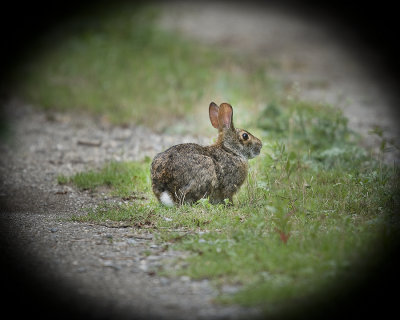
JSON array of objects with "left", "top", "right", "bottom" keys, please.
[{"left": 1, "top": 1, "right": 399, "bottom": 319}]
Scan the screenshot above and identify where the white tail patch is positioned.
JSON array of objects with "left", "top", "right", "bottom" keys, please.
[{"left": 160, "top": 191, "right": 174, "bottom": 207}]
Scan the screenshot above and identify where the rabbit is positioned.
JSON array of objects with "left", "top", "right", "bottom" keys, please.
[{"left": 150, "top": 102, "right": 262, "bottom": 206}]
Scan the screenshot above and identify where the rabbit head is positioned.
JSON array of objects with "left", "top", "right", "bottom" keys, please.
[{"left": 209, "top": 102, "right": 262, "bottom": 159}]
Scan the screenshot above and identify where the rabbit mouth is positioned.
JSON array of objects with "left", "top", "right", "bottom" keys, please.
[
  {"left": 251, "top": 146, "right": 262, "bottom": 158},
  {"left": 248, "top": 149, "right": 260, "bottom": 159}
]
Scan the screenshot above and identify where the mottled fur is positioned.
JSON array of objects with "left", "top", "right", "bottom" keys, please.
[{"left": 151, "top": 102, "right": 262, "bottom": 205}]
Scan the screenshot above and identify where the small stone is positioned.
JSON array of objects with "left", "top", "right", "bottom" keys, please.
[
  {"left": 139, "top": 263, "right": 148, "bottom": 272},
  {"left": 77, "top": 267, "right": 87, "bottom": 273},
  {"left": 127, "top": 239, "right": 137, "bottom": 245},
  {"left": 147, "top": 255, "right": 159, "bottom": 261},
  {"left": 180, "top": 275, "right": 191, "bottom": 282},
  {"left": 103, "top": 261, "right": 120, "bottom": 271},
  {"left": 160, "top": 277, "right": 170, "bottom": 285},
  {"left": 221, "top": 285, "right": 241, "bottom": 294}
]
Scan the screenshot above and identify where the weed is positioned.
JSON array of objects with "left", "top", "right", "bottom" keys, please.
[{"left": 57, "top": 174, "right": 69, "bottom": 185}]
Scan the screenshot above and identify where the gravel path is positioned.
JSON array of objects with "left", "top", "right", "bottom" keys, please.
[
  {"left": 1, "top": 2, "right": 399, "bottom": 320},
  {"left": 1, "top": 101, "right": 256, "bottom": 319}
]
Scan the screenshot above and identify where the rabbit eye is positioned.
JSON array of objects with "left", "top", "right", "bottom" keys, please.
[{"left": 242, "top": 133, "right": 249, "bottom": 140}]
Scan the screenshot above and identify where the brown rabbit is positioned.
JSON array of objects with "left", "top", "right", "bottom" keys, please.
[{"left": 150, "top": 102, "right": 262, "bottom": 206}]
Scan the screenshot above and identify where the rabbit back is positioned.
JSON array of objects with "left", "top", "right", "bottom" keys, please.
[
  {"left": 151, "top": 143, "right": 218, "bottom": 205},
  {"left": 151, "top": 142, "right": 249, "bottom": 205}
]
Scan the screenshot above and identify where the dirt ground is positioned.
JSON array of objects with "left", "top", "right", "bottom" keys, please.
[{"left": 1, "top": 2, "right": 399, "bottom": 319}]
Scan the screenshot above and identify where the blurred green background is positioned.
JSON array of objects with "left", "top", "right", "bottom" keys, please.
[{"left": 14, "top": 4, "right": 278, "bottom": 133}]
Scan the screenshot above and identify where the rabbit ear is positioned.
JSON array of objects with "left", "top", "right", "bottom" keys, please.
[
  {"left": 209, "top": 102, "right": 220, "bottom": 129},
  {"left": 218, "top": 103, "right": 234, "bottom": 130}
]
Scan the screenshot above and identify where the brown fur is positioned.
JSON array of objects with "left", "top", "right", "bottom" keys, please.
[{"left": 150, "top": 102, "right": 262, "bottom": 205}]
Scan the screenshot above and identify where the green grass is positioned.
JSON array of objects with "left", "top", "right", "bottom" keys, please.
[
  {"left": 63, "top": 101, "right": 399, "bottom": 317},
  {"left": 17, "top": 3, "right": 399, "bottom": 317},
  {"left": 58, "top": 159, "right": 151, "bottom": 198}
]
